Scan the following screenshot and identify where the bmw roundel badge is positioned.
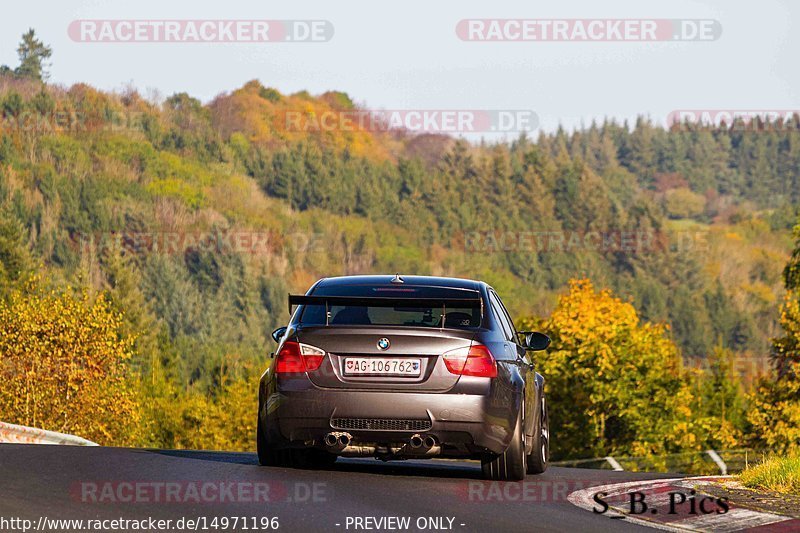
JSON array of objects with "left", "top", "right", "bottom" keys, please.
[{"left": 377, "top": 337, "right": 390, "bottom": 350}]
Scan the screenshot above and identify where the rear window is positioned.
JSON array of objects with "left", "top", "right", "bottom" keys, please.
[{"left": 298, "top": 285, "right": 482, "bottom": 328}]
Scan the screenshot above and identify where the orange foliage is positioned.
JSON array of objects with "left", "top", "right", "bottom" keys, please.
[{"left": 208, "top": 80, "right": 393, "bottom": 161}]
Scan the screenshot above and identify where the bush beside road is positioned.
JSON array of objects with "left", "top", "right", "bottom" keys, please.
[{"left": 740, "top": 452, "right": 800, "bottom": 495}]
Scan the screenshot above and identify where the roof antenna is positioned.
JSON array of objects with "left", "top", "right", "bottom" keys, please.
[{"left": 390, "top": 273, "right": 404, "bottom": 284}]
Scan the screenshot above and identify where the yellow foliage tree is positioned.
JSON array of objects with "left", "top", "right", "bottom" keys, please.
[
  {"left": 523, "top": 279, "right": 723, "bottom": 462},
  {"left": 748, "top": 219, "right": 800, "bottom": 453},
  {"left": 139, "top": 358, "right": 259, "bottom": 451},
  {"left": 0, "top": 279, "right": 141, "bottom": 445},
  {"left": 748, "top": 292, "right": 800, "bottom": 452}
]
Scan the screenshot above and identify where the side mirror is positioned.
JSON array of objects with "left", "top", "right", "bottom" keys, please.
[
  {"left": 523, "top": 331, "right": 551, "bottom": 351},
  {"left": 272, "top": 326, "right": 288, "bottom": 344}
]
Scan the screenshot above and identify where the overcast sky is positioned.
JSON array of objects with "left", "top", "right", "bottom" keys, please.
[{"left": 2, "top": 0, "right": 797, "bottom": 137}]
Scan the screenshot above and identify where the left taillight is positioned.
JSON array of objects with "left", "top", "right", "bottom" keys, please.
[{"left": 274, "top": 341, "right": 325, "bottom": 373}]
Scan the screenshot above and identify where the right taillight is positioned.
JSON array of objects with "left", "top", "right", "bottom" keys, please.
[
  {"left": 275, "top": 341, "right": 325, "bottom": 373},
  {"left": 442, "top": 344, "right": 497, "bottom": 378}
]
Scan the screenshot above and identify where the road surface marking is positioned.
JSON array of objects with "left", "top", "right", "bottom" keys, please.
[{"left": 567, "top": 476, "right": 794, "bottom": 532}]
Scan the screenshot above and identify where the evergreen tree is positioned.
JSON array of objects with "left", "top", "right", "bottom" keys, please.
[
  {"left": 0, "top": 210, "right": 32, "bottom": 294},
  {"left": 14, "top": 29, "right": 52, "bottom": 81}
]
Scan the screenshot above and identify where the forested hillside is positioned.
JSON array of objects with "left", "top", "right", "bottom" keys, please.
[{"left": 0, "top": 32, "right": 797, "bottom": 457}]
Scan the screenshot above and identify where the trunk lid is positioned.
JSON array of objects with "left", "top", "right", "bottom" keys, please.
[{"left": 296, "top": 325, "right": 476, "bottom": 391}]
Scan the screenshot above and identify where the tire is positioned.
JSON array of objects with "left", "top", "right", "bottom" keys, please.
[
  {"left": 482, "top": 411, "right": 526, "bottom": 481},
  {"left": 526, "top": 394, "right": 549, "bottom": 474},
  {"left": 258, "top": 415, "right": 337, "bottom": 469},
  {"left": 257, "top": 415, "right": 291, "bottom": 467},
  {"left": 256, "top": 416, "right": 273, "bottom": 465}
]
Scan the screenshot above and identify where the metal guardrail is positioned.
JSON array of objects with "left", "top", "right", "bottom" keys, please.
[
  {"left": 552, "top": 448, "right": 762, "bottom": 475},
  {"left": 0, "top": 421, "right": 98, "bottom": 446}
]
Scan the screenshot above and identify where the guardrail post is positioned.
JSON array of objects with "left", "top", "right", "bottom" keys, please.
[
  {"left": 604, "top": 456, "right": 624, "bottom": 471},
  {"left": 706, "top": 449, "right": 727, "bottom": 475}
]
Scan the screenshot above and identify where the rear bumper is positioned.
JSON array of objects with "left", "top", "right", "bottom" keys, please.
[{"left": 260, "top": 385, "right": 517, "bottom": 456}]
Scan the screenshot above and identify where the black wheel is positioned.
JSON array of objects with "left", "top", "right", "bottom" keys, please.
[
  {"left": 482, "top": 411, "right": 526, "bottom": 481},
  {"left": 257, "top": 415, "right": 291, "bottom": 467},
  {"left": 258, "top": 412, "right": 336, "bottom": 469},
  {"left": 527, "top": 394, "right": 549, "bottom": 474}
]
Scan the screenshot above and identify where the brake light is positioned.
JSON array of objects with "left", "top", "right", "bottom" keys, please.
[
  {"left": 442, "top": 344, "right": 497, "bottom": 378},
  {"left": 275, "top": 341, "right": 325, "bottom": 373}
]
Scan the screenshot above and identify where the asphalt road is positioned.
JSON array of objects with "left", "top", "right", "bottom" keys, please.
[{"left": 0, "top": 444, "right": 674, "bottom": 532}]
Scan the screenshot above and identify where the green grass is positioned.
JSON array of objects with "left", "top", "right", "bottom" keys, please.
[{"left": 740, "top": 452, "right": 800, "bottom": 495}]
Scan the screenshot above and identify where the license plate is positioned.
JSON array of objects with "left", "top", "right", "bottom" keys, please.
[{"left": 343, "top": 357, "right": 421, "bottom": 377}]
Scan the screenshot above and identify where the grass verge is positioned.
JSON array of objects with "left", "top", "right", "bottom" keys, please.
[{"left": 740, "top": 452, "right": 800, "bottom": 495}]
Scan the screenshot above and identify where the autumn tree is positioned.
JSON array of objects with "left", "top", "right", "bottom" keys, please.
[
  {"left": 0, "top": 279, "right": 141, "bottom": 445},
  {"left": 748, "top": 296, "right": 800, "bottom": 452},
  {"left": 692, "top": 345, "right": 746, "bottom": 449},
  {"left": 664, "top": 187, "right": 706, "bottom": 219},
  {"left": 523, "top": 279, "right": 701, "bottom": 461},
  {"left": 139, "top": 358, "right": 259, "bottom": 451},
  {"left": 748, "top": 220, "right": 800, "bottom": 452}
]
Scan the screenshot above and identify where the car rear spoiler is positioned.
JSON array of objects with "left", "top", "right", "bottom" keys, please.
[{"left": 288, "top": 294, "right": 484, "bottom": 327}]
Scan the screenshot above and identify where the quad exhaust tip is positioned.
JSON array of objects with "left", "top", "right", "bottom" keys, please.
[{"left": 326, "top": 432, "right": 438, "bottom": 454}]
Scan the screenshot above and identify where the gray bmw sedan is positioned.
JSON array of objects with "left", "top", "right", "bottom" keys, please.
[{"left": 257, "top": 274, "right": 550, "bottom": 481}]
